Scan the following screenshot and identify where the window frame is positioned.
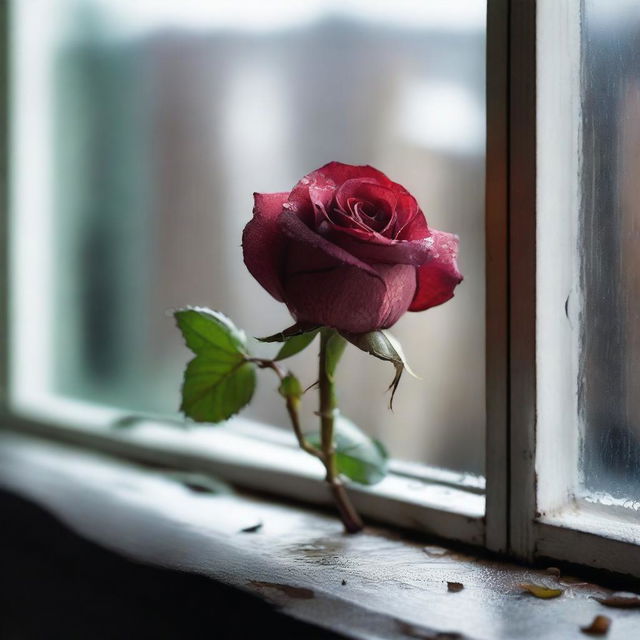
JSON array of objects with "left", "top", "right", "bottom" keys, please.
[
  {"left": 485, "top": 0, "right": 509, "bottom": 555},
  {"left": 508, "top": 0, "right": 640, "bottom": 576},
  {"left": 2, "top": 0, "right": 640, "bottom": 576}
]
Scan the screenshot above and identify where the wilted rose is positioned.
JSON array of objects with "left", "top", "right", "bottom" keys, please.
[{"left": 242, "top": 162, "right": 462, "bottom": 334}]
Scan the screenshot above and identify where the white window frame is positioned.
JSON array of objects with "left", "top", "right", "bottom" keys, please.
[
  {"left": 509, "top": 0, "right": 640, "bottom": 576},
  {"left": 2, "top": 0, "right": 640, "bottom": 576}
]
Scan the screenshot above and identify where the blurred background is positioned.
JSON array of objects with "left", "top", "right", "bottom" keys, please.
[{"left": 11, "top": 0, "right": 486, "bottom": 475}]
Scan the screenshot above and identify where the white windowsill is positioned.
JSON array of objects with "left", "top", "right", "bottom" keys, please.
[
  {"left": 8, "top": 394, "right": 485, "bottom": 545},
  {"left": 1, "top": 430, "right": 638, "bottom": 640}
]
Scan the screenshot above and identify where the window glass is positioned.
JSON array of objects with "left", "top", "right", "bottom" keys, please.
[
  {"left": 12, "top": 0, "right": 486, "bottom": 474},
  {"left": 580, "top": 0, "right": 640, "bottom": 500}
]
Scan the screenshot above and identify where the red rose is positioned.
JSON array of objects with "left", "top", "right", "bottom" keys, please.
[{"left": 242, "top": 162, "right": 462, "bottom": 334}]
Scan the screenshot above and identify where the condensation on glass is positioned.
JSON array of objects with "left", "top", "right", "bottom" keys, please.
[
  {"left": 580, "top": 1, "right": 640, "bottom": 500},
  {"left": 14, "top": 1, "right": 486, "bottom": 473}
]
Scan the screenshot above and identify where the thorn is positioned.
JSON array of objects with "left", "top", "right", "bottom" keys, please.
[{"left": 304, "top": 380, "right": 320, "bottom": 393}]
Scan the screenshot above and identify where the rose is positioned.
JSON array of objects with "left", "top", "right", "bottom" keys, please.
[{"left": 242, "top": 162, "right": 463, "bottom": 334}]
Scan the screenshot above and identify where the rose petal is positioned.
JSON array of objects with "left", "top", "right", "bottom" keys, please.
[
  {"left": 308, "top": 183, "right": 340, "bottom": 228},
  {"left": 325, "top": 208, "right": 371, "bottom": 233},
  {"left": 288, "top": 172, "right": 336, "bottom": 227},
  {"left": 327, "top": 230, "right": 433, "bottom": 266},
  {"left": 312, "top": 161, "right": 394, "bottom": 187},
  {"left": 395, "top": 197, "right": 429, "bottom": 241},
  {"left": 290, "top": 163, "right": 422, "bottom": 239},
  {"left": 279, "top": 210, "right": 416, "bottom": 332},
  {"left": 335, "top": 179, "right": 396, "bottom": 221},
  {"left": 284, "top": 261, "right": 416, "bottom": 333},
  {"left": 313, "top": 162, "right": 417, "bottom": 209},
  {"left": 280, "top": 209, "right": 382, "bottom": 280},
  {"left": 409, "top": 230, "right": 463, "bottom": 311},
  {"left": 378, "top": 263, "right": 419, "bottom": 328},
  {"left": 242, "top": 192, "right": 289, "bottom": 301}
]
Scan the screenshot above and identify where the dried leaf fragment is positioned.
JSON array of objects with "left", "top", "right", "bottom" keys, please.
[
  {"left": 519, "top": 583, "right": 564, "bottom": 599},
  {"left": 396, "top": 620, "right": 462, "bottom": 639},
  {"left": 447, "top": 581, "right": 464, "bottom": 592},
  {"left": 581, "top": 615, "right": 611, "bottom": 635},
  {"left": 594, "top": 591, "right": 640, "bottom": 608},
  {"left": 248, "top": 581, "right": 314, "bottom": 600}
]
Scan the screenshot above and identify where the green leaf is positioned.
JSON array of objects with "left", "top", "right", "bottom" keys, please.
[
  {"left": 257, "top": 322, "right": 320, "bottom": 343},
  {"left": 324, "top": 331, "right": 347, "bottom": 380},
  {"left": 175, "top": 308, "right": 257, "bottom": 423},
  {"left": 340, "top": 329, "right": 416, "bottom": 409},
  {"left": 309, "top": 415, "right": 389, "bottom": 485},
  {"left": 273, "top": 329, "right": 319, "bottom": 361},
  {"left": 181, "top": 351, "right": 256, "bottom": 423},
  {"left": 175, "top": 307, "right": 248, "bottom": 357}
]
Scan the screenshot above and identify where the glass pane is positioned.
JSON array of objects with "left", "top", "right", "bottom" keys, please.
[
  {"left": 580, "top": 1, "right": 640, "bottom": 499},
  {"left": 12, "top": 1, "right": 486, "bottom": 474}
]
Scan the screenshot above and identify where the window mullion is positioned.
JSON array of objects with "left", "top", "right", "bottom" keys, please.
[
  {"left": 507, "top": 0, "right": 538, "bottom": 562},
  {"left": 485, "top": 0, "right": 510, "bottom": 554}
]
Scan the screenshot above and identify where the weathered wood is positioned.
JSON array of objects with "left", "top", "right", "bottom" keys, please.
[
  {"left": 6, "top": 411, "right": 485, "bottom": 545},
  {"left": 1, "top": 432, "right": 638, "bottom": 640}
]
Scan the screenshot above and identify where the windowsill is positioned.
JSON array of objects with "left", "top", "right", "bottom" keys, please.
[
  {"left": 1, "top": 430, "right": 638, "bottom": 640},
  {"left": 9, "top": 396, "right": 485, "bottom": 545}
]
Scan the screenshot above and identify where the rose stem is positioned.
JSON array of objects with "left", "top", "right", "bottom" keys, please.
[
  {"left": 253, "top": 359, "right": 323, "bottom": 460},
  {"left": 285, "top": 395, "right": 324, "bottom": 460},
  {"left": 318, "top": 330, "right": 364, "bottom": 534}
]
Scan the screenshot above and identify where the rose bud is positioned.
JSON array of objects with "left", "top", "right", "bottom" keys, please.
[{"left": 242, "top": 162, "right": 462, "bottom": 334}]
